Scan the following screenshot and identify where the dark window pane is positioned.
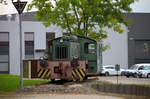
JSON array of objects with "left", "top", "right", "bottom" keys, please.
[
  {"left": 25, "top": 41, "right": 34, "bottom": 58},
  {"left": 0, "top": 40, "right": 9, "bottom": 72},
  {"left": 84, "top": 43, "right": 89, "bottom": 53},
  {"left": 55, "top": 46, "right": 67, "bottom": 59},
  {"left": 0, "top": 43, "right": 9, "bottom": 55}
]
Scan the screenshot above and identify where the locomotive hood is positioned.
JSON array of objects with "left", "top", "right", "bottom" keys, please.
[{"left": 52, "top": 33, "right": 97, "bottom": 43}]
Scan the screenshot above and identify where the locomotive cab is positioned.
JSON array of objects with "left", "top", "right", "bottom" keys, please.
[{"left": 50, "top": 35, "right": 80, "bottom": 61}]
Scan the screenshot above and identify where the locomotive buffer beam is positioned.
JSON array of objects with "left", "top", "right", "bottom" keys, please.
[{"left": 72, "top": 69, "right": 86, "bottom": 81}]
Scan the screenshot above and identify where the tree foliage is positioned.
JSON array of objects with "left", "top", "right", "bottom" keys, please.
[{"left": 28, "top": 0, "right": 136, "bottom": 41}]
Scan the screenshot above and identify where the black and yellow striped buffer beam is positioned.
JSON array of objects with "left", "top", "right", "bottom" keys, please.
[
  {"left": 37, "top": 69, "right": 51, "bottom": 79},
  {"left": 72, "top": 69, "right": 86, "bottom": 81}
]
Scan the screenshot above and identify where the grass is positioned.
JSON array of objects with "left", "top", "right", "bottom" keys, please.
[{"left": 0, "top": 74, "right": 49, "bottom": 92}]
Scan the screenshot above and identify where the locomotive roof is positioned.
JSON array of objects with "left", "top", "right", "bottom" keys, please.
[{"left": 51, "top": 34, "right": 97, "bottom": 43}]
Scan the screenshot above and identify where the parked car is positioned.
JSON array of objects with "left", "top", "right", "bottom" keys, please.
[
  {"left": 138, "top": 64, "right": 150, "bottom": 78},
  {"left": 101, "top": 65, "right": 124, "bottom": 76},
  {"left": 124, "top": 63, "right": 146, "bottom": 78}
]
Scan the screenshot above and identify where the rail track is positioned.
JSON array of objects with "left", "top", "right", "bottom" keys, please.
[{"left": 52, "top": 77, "right": 99, "bottom": 86}]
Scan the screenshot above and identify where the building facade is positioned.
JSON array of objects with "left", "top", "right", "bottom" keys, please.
[
  {"left": 0, "top": 12, "right": 150, "bottom": 75},
  {"left": 127, "top": 13, "right": 150, "bottom": 66},
  {"left": 0, "top": 12, "right": 63, "bottom": 75}
]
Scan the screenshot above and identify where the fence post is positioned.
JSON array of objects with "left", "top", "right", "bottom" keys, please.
[{"left": 28, "top": 61, "right": 31, "bottom": 79}]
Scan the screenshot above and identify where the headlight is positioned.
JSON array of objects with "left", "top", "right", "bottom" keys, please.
[
  {"left": 43, "top": 54, "right": 48, "bottom": 59},
  {"left": 40, "top": 57, "right": 44, "bottom": 60}
]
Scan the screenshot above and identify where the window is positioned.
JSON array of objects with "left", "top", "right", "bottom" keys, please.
[
  {"left": 138, "top": 66, "right": 144, "bottom": 70},
  {"left": 129, "top": 65, "right": 138, "bottom": 70},
  {"left": 55, "top": 46, "right": 68, "bottom": 59},
  {"left": 144, "top": 66, "right": 150, "bottom": 70},
  {"left": 24, "top": 32, "right": 34, "bottom": 59},
  {"left": 88, "top": 44, "right": 96, "bottom": 53},
  {"left": 106, "top": 67, "right": 114, "bottom": 69},
  {"left": 0, "top": 33, "right": 9, "bottom": 73},
  {"left": 84, "top": 43, "right": 96, "bottom": 54}
]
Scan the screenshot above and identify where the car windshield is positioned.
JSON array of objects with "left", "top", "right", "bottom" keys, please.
[{"left": 129, "top": 65, "right": 138, "bottom": 70}]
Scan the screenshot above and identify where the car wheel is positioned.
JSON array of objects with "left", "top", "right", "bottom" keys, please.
[
  {"left": 121, "top": 72, "right": 124, "bottom": 76},
  {"left": 147, "top": 74, "right": 150, "bottom": 78},
  {"left": 134, "top": 73, "right": 138, "bottom": 78},
  {"left": 105, "top": 72, "right": 109, "bottom": 76},
  {"left": 126, "top": 75, "right": 130, "bottom": 78}
]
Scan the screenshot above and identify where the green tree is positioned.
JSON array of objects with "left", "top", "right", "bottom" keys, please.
[{"left": 28, "top": 0, "right": 136, "bottom": 41}]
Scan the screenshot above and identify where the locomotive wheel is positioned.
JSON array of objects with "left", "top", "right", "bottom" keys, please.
[
  {"left": 51, "top": 79, "right": 55, "bottom": 82},
  {"left": 84, "top": 76, "right": 88, "bottom": 80}
]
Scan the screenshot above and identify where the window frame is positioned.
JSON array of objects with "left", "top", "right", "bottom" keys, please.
[
  {"left": 84, "top": 43, "right": 96, "bottom": 54},
  {"left": 0, "top": 32, "right": 9, "bottom": 73},
  {"left": 55, "top": 45, "right": 68, "bottom": 59},
  {"left": 24, "top": 32, "right": 34, "bottom": 59}
]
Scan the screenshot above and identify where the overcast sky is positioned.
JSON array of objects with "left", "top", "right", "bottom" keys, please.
[{"left": 0, "top": 0, "right": 150, "bottom": 15}]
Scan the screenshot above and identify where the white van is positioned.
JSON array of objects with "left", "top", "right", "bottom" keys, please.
[
  {"left": 138, "top": 64, "right": 150, "bottom": 78},
  {"left": 124, "top": 63, "right": 147, "bottom": 78}
]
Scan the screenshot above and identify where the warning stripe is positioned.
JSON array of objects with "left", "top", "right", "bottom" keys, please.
[
  {"left": 79, "top": 69, "right": 85, "bottom": 77},
  {"left": 77, "top": 69, "right": 84, "bottom": 79},
  {"left": 75, "top": 69, "right": 83, "bottom": 80},
  {"left": 82, "top": 69, "right": 86, "bottom": 74},
  {"left": 72, "top": 69, "right": 86, "bottom": 81},
  {"left": 45, "top": 69, "right": 51, "bottom": 78},
  {"left": 74, "top": 69, "right": 80, "bottom": 80},
  {"left": 72, "top": 69, "right": 77, "bottom": 80},
  {"left": 37, "top": 69, "right": 51, "bottom": 79},
  {"left": 38, "top": 69, "right": 43, "bottom": 77},
  {"left": 39, "top": 69, "right": 46, "bottom": 78},
  {"left": 41, "top": 69, "right": 48, "bottom": 79}
]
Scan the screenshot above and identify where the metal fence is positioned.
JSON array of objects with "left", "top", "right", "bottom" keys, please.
[{"left": 23, "top": 59, "right": 38, "bottom": 79}]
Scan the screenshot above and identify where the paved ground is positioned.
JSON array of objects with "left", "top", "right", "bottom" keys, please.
[
  {"left": 0, "top": 94, "right": 123, "bottom": 99},
  {"left": 98, "top": 76, "right": 150, "bottom": 85}
]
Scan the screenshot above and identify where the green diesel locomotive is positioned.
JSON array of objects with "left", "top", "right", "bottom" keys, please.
[{"left": 38, "top": 33, "right": 102, "bottom": 81}]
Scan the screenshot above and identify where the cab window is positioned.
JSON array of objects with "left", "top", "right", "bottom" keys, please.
[
  {"left": 55, "top": 46, "right": 68, "bottom": 59},
  {"left": 84, "top": 43, "right": 96, "bottom": 54}
]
